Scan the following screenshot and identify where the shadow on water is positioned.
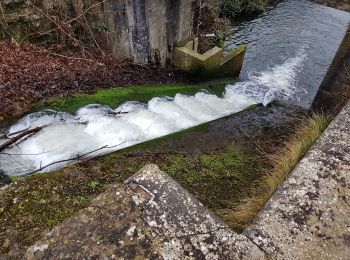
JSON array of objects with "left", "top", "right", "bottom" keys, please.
[
  {"left": 312, "top": 25, "right": 350, "bottom": 113},
  {"left": 0, "top": 170, "right": 11, "bottom": 186}
]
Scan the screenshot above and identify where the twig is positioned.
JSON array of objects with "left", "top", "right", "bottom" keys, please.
[
  {"left": 24, "top": 141, "right": 126, "bottom": 176},
  {"left": 67, "top": 0, "right": 108, "bottom": 24},
  {"left": 7, "top": 154, "right": 25, "bottom": 167},
  {"left": 72, "top": 0, "right": 102, "bottom": 50},
  {"left": 0, "top": 2, "right": 14, "bottom": 39},
  {"left": 0, "top": 126, "right": 43, "bottom": 152},
  {"left": 29, "top": 3, "right": 83, "bottom": 48},
  {"left": 48, "top": 52, "right": 98, "bottom": 63},
  {"left": 0, "top": 150, "right": 55, "bottom": 156}
]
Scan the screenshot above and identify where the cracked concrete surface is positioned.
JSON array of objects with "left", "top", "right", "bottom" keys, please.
[
  {"left": 24, "top": 165, "right": 265, "bottom": 259},
  {"left": 24, "top": 101, "right": 349, "bottom": 259}
]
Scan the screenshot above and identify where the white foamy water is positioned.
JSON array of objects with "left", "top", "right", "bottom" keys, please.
[{"left": 0, "top": 53, "right": 305, "bottom": 176}]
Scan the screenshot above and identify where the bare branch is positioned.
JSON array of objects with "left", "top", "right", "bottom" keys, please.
[
  {"left": 0, "top": 126, "right": 44, "bottom": 152},
  {"left": 24, "top": 141, "right": 126, "bottom": 177}
]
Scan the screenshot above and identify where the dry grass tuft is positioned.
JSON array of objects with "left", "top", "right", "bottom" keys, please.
[{"left": 231, "top": 113, "right": 333, "bottom": 230}]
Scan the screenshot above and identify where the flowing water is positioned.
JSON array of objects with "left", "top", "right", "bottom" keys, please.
[
  {"left": 225, "top": 0, "right": 350, "bottom": 107},
  {"left": 1, "top": 0, "right": 350, "bottom": 176}
]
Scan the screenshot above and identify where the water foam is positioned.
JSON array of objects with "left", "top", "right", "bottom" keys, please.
[{"left": 0, "top": 53, "right": 305, "bottom": 176}]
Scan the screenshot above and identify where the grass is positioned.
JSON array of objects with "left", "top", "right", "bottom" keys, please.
[
  {"left": 34, "top": 82, "right": 229, "bottom": 114},
  {"left": 227, "top": 113, "right": 333, "bottom": 230}
]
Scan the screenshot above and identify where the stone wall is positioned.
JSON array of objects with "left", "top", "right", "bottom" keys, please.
[{"left": 0, "top": 0, "right": 199, "bottom": 66}]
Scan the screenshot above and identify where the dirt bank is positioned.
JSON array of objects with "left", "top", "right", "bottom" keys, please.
[
  {"left": 313, "top": 0, "right": 350, "bottom": 11},
  {"left": 0, "top": 42, "right": 194, "bottom": 126}
]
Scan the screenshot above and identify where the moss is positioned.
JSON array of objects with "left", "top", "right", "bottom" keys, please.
[
  {"left": 159, "top": 145, "right": 265, "bottom": 212},
  {"left": 34, "top": 82, "right": 228, "bottom": 114}
]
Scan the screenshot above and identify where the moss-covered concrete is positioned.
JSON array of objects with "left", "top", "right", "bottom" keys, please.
[{"left": 174, "top": 38, "right": 246, "bottom": 79}]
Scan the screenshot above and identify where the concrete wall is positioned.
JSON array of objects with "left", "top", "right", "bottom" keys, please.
[
  {"left": 103, "top": 0, "right": 199, "bottom": 66},
  {"left": 1, "top": 0, "right": 199, "bottom": 66}
]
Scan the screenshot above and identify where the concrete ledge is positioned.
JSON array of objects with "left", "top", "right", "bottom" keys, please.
[
  {"left": 174, "top": 38, "right": 246, "bottom": 79},
  {"left": 244, "top": 100, "right": 350, "bottom": 259}
]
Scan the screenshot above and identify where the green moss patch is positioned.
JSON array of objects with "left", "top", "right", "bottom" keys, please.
[
  {"left": 34, "top": 82, "right": 229, "bottom": 114},
  {"left": 159, "top": 146, "right": 265, "bottom": 217}
]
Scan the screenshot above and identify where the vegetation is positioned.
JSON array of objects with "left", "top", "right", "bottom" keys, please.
[
  {"left": 228, "top": 113, "right": 332, "bottom": 230},
  {"left": 35, "top": 81, "right": 228, "bottom": 114},
  {"left": 219, "top": 0, "right": 269, "bottom": 18}
]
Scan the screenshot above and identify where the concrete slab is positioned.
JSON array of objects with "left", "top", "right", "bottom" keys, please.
[
  {"left": 244, "top": 101, "right": 350, "bottom": 259},
  {"left": 24, "top": 165, "right": 265, "bottom": 259}
]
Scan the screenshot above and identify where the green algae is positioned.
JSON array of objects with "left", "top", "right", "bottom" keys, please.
[{"left": 34, "top": 82, "right": 229, "bottom": 114}]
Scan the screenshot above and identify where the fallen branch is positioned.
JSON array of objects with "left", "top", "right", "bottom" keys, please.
[
  {"left": 0, "top": 126, "right": 44, "bottom": 152},
  {"left": 49, "top": 52, "right": 102, "bottom": 65},
  {"left": 0, "top": 150, "right": 55, "bottom": 156},
  {"left": 6, "top": 127, "right": 30, "bottom": 138},
  {"left": 24, "top": 141, "right": 126, "bottom": 177}
]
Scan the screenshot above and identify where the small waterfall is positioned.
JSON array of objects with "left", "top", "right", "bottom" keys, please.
[{"left": 0, "top": 53, "right": 305, "bottom": 176}]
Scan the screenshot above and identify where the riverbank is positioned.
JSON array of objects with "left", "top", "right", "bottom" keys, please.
[
  {"left": 313, "top": 0, "right": 350, "bottom": 11},
  {"left": 0, "top": 42, "right": 194, "bottom": 126},
  {"left": 20, "top": 99, "right": 349, "bottom": 259}
]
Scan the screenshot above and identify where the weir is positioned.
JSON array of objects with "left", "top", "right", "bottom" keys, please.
[
  {"left": 0, "top": 54, "right": 305, "bottom": 176},
  {"left": 1, "top": 0, "right": 350, "bottom": 177}
]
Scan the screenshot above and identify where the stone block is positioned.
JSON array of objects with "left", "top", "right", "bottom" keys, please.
[{"left": 23, "top": 164, "right": 265, "bottom": 259}]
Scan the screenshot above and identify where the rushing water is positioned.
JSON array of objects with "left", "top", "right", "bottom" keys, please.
[
  {"left": 1, "top": 0, "right": 350, "bottom": 176},
  {"left": 225, "top": 0, "right": 350, "bottom": 107}
]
